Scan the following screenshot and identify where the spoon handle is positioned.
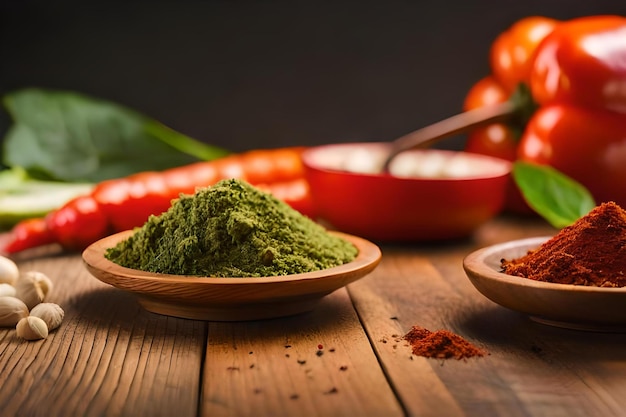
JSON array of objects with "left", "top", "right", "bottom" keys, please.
[{"left": 383, "top": 100, "right": 517, "bottom": 171}]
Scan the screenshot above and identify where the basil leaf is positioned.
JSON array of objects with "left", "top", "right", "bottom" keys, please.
[
  {"left": 512, "top": 161, "right": 596, "bottom": 229},
  {"left": 2, "top": 88, "right": 229, "bottom": 182}
]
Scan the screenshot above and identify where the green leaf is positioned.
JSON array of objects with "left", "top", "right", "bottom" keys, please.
[
  {"left": 0, "top": 167, "right": 94, "bottom": 229},
  {"left": 2, "top": 88, "right": 230, "bottom": 182},
  {"left": 512, "top": 161, "right": 596, "bottom": 229}
]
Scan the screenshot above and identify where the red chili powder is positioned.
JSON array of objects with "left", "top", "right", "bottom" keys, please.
[
  {"left": 501, "top": 201, "right": 626, "bottom": 287},
  {"left": 403, "top": 326, "right": 487, "bottom": 360}
]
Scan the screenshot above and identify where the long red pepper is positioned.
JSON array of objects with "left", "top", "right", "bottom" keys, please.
[{"left": 0, "top": 147, "right": 315, "bottom": 254}]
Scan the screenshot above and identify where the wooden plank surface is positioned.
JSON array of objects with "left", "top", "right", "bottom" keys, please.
[
  {"left": 201, "top": 288, "right": 404, "bottom": 417},
  {"left": 348, "top": 216, "right": 626, "bottom": 417},
  {"left": 0, "top": 251, "right": 206, "bottom": 417},
  {"left": 2, "top": 215, "right": 626, "bottom": 417}
]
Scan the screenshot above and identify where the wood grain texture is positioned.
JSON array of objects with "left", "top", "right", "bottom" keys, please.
[
  {"left": 0, "top": 252, "right": 206, "bottom": 417},
  {"left": 348, "top": 217, "right": 626, "bottom": 417},
  {"left": 201, "top": 288, "right": 404, "bottom": 417},
  {"left": 2, "top": 216, "right": 626, "bottom": 417}
]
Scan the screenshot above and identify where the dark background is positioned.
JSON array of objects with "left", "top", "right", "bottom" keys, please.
[{"left": 1, "top": 1, "right": 625, "bottom": 153}]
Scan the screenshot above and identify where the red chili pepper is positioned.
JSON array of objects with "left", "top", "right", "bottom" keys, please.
[
  {"left": 1, "top": 147, "right": 315, "bottom": 254},
  {"left": 0, "top": 218, "right": 55, "bottom": 254},
  {"left": 47, "top": 195, "right": 111, "bottom": 252},
  {"left": 463, "top": 15, "right": 626, "bottom": 211}
]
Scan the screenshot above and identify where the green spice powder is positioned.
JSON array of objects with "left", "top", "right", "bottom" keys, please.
[{"left": 105, "top": 179, "right": 358, "bottom": 277}]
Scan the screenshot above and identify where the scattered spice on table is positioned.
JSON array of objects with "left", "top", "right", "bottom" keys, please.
[
  {"left": 501, "top": 201, "right": 626, "bottom": 287},
  {"left": 106, "top": 178, "right": 357, "bottom": 277},
  {"left": 403, "top": 326, "right": 487, "bottom": 360}
]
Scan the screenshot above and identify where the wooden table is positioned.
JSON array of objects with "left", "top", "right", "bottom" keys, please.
[{"left": 2, "top": 215, "right": 625, "bottom": 417}]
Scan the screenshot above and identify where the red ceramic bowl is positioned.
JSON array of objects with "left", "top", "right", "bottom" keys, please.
[{"left": 302, "top": 142, "right": 512, "bottom": 242}]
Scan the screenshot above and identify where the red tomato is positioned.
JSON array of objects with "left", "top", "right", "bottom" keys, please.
[
  {"left": 490, "top": 16, "right": 559, "bottom": 93},
  {"left": 465, "top": 125, "right": 518, "bottom": 162},
  {"left": 463, "top": 76, "right": 518, "bottom": 161},
  {"left": 463, "top": 76, "right": 535, "bottom": 214},
  {"left": 518, "top": 104, "right": 626, "bottom": 206},
  {"left": 530, "top": 15, "right": 626, "bottom": 114},
  {"left": 463, "top": 76, "right": 510, "bottom": 110}
]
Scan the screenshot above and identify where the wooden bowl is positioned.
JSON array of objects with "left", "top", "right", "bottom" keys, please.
[
  {"left": 302, "top": 142, "right": 511, "bottom": 242},
  {"left": 463, "top": 237, "right": 626, "bottom": 332},
  {"left": 82, "top": 230, "right": 381, "bottom": 321}
]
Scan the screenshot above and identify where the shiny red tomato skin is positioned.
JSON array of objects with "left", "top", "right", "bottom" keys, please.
[
  {"left": 463, "top": 76, "right": 510, "bottom": 111},
  {"left": 465, "top": 125, "right": 517, "bottom": 162},
  {"left": 490, "top": 16, "right": 559, "bottom": 93},
  {"left": 530, "top": 15, "right": 626, "bottom": 114},
  {"left": 463, "top": 76, "right": 518, "bottom": 161},
  {"left": 518, "top": 104, "right": 626, "bottom": 206},
  {"left": 463, "top": 77, "right": 529, "bottom": 212}
]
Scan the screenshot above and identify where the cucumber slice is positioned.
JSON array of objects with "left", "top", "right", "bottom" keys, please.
[{"left": 0, "top": 168, "right": 94, "bottom": 229}]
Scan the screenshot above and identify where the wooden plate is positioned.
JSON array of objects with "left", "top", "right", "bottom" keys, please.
[
  {"left": 463, "top": 237, "right": 626, "bottom": 332},
  {"left": 82, "top": 230, "right": 381, "bottom": 321}
]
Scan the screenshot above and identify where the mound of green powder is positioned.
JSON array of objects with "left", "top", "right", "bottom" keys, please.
[{"left": 105, "top": 178, "right": 358, "bottom": 277}]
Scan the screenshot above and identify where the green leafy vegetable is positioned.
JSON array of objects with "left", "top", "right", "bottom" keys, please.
[
  {"left": 512, "top": 161, "right": 596, "bottom": 229},
  {"left": 2, "top": 88, "right": 229, "bottom": 182},
  {"left": 0, "top": 167, "right": 93, "bottom": 229}
]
